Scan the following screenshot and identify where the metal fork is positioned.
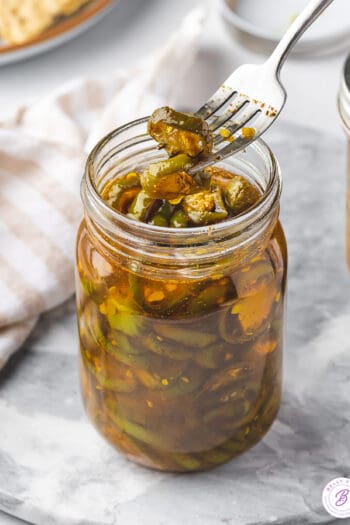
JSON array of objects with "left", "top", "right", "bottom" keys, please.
[{"left": 190, "top": 0, "right": 335, "bottom": 173}]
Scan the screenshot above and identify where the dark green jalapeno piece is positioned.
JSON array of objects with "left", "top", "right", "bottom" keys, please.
[
  {"left": 203, "top": 398, "right": 250, "bottom": 425},
  {"left": 203, "top": 363, "right": 252, "bottom": 392},
  {"left": 232, "top": 256, "right": 275, "bottom": 298},
  {"left": 106, "top": 404, "right": 168, "bottom": 449},
  {"left": 158, "top": 376, "right": 200, "bottom": 400},
  {"left": 194, "top": 346, "right": 222, "bottom": 369},
  {"left": 169, "top": 209, "right": 189, "bottom": 228},
  {"left": 154, "top": 323, "right": 217, "bottom": 348},
  {"left": 224, "top": 175, "right": 260, "bottom": 215},
  {"left": 142, "top": 334, "right": 192, "bottom": 361},
  {"left": 82, "top": 351, "right": 137, "bottom": 393},
  {"left": 219, "top": 283, "right": 277, "bottom": 342},
  {"left": 148, "top": 106, "right": 213, "bottom": 157},
  {"left": 221, "top": 439, "right": 248, "bottom": 454},
  {"left": 201, "top": 447, "right": 233, "bottom": 465},
  {"left": 189, "top": 277, "right": 235, "bottom": 315},
  {"left": 79, "top": 302, "right": 108, "bottom": 350},
  {"left": 158, "top": 200, "right": 175, "bottom": 218},
  {"left": 149, "top": 213, "right": 169, "bottom": 227},
  {"left": 172, "top": 453, "right": 203, "bottom": 471},
  {"left": 129, "top": 273, "right": 197, "bottom": 315},
  {"left": 78, "top": 273, "right": 107, "bottom": 304},
  {"left": 127, "top": 190, "right": 161, "bottom": 221},
  {"left": 105, "top": 343, "right": 150, "bottom": 371},
  {"left": 188, "top": 209, "right": 229, "bottom": 226},
  {"left": 107, "top": 311, "right": 143, "bottom": 337},
  {"left": 110, "top": 332, "right": 142, "bottom": 355}
]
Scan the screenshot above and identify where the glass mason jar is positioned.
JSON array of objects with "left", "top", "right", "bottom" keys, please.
[
  {"left": 339, "top": 54, "right": 350, "bottom": 269},
  {"left": 76, "top": 117, "right": 287, "bottom": 472}
]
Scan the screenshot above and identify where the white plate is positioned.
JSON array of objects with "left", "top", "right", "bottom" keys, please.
[
  {"left": 219, "top": 0, "right": 350, "bottom": 56},
  {"left": 0, "top": 0, "right": 116, "bottom": 67}
]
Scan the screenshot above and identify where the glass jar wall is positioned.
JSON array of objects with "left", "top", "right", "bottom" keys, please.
[
  {"left": 339, "top": 54, "right": 350, "bottom": 269},
  {"left": 76, "top": 118, "right": 287, "bottom": 472}
]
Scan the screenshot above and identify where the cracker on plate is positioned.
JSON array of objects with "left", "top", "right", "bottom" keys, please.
[{"left": 0, "top": 0, "right": 91, "bottom": 45}]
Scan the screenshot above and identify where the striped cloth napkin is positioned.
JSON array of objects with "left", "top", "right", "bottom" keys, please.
[{"left": 0, "top": 8, "right": 204, "bottom": 369}]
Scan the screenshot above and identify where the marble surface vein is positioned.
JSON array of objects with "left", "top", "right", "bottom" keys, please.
[{"left": 0, "top": 121, "right": 349, "bottom": 525}]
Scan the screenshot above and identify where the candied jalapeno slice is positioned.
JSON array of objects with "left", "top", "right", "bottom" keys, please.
[
  {"left": 155, "top": 363, "right": 208, "bottom": 401},
  {"left": 105, "top": 402, "right": 168, "bottom": 449},
  {"left": 183, "top": 187, "right": 229, "bottom": 226},
  {"left": 99, "top": 285, "right": 144, "bottom": 338},
  {"left": 150, "top": 213, "right": 169, "bottom": 227},
  {"left": 224, "top": 175, "right": 260, "bottom": 215},
  {"left": 104, "top": 172, "right": 141, "bottom": 213},
  {"left": 202, "top": 362, "right": 253, "bottom": 393},
  {"left": 154, "top": 322, "right": 217, "bottom": 348},
  {"left": 193, "top": 345, "right": 223, "bottom": 369},
  {"left": 221, "top": 438, "right": 249, "bottom": 455},
  {"left": 77, "top": 265, "right": 108, "bottom": 304},
  {"left": 140, "top": 154, "right": 196, "bottom": 199},
  {"left": 128, "top": 190, "right": 161, "bottom": 221},
  {"left": 202, "top": 396, "right": 250, "bottom": 425},
  {"left": 200, "top": 447, "right": 235, "bottom": 466},
  {"left": 141, "top": 334, "right": 192, "bottom": 361},
  {"left": 219, "top": 279, "right": 279, "bottom": 343},
  {"left": 110, "top": 393, "right": 165, "bottom": 426},
  {"left": 82, "top": 348, "right": 137, "bottom": 393},
  {"left": 133, "top": 357, "right": 187, "bottom": 391},
  {"left": 183, "top": 190, "right": 216, "bottom": 214},
  {"left": 104, "top": 426, "right": 149, "bottom": 459},
  {"left": 157, "top": 375, "right": 201, "bottom": 400},
  {"left": 129, "top": 273, "right": 197, "bottom": 316},
  {"left": 206, "top": 166, "right": 233, "bottom": 188},
  {"left": 169, "top": 209, "right": 189, "bottom": 228},
  {"left": 158, "top": 200, "right": 176, "bottom": 218},
  {"left": 187, "top": 209, "right": 229, "bottom": 226},
  {"left": 232, "top": 255, "right": 275, "bottom": 298},
  {"left": 148, "top": 106, "right": 213, "bottom": 157},
  {"left": 79, "top": 301, "right": 109, "bottom": 351},
  {"left": 171, "top": 453, "right": 203, "bottom": 471},
  {"left": 115, "top": 187, "right": 141, "bottom": 214},
  {"left": 189, "top": 276, "right": 236, "bottom": 315},
  {"left": 104, "top": 342, "right": 150, "bottom": 371},
  {"left": 110, "top": 332, "right": 143, "bottom": 356},
  {"left": 252, "top": 333, "right": 278, "bottom": 357},
  {"left": 107, "top": 311, "right": 143, "bottom": 337},
  {"left": 207, "top": 166, "right": 260, "bottom": 215},
  {"left": 99, "top": 284, "right": 138, "bottom": 315}
]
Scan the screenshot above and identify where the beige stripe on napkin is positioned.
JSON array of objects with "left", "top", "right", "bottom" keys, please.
[{"left": 0, "top": 8, "right": 204, "bottom": 369}]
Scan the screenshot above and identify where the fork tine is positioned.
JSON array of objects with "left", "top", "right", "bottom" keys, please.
[
  {"left": 196, "top": 85, "right": 238, "bottom": 120},
  {"left": 188, "top": 112, "right": 275, "bottom": 175},
  {"left": 207, "top": 95, "right": 249, "bottom": 130},
  {"left": 210, "top": 95, "right": 263, "bottom": 130},
  {"left": 213, "top": 109, "right": 262, "bottom": 145},
  {"left": 188, "top": 135, "right": 255, "bottom": 174}
]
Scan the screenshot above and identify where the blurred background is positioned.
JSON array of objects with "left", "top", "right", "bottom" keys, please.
[{"left": 0, "top": 0, "right": 349, "bottom": 136}]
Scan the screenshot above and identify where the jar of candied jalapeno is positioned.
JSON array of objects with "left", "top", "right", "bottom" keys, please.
[
  {"left": 339, "top": 54, "right": 350, "bottom": 269},
  {"left": 76, "top": 117, "right": 287, "bottom": 472}
]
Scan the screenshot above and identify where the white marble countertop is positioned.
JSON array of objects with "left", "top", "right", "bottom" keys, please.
[{"left": 0, "top": 0, "right": 349, "bottom": 523}]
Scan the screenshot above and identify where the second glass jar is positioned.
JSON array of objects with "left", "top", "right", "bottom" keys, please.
[
  {"left": 76, "top": 118, "right": 287, "bottom": 472},
  {"left": 339, "top": 53, "right": 350, "bottom": 269}
]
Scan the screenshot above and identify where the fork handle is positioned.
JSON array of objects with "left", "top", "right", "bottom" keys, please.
[{"left": 266, "top": 0, "right": 336, "bottom": 74}]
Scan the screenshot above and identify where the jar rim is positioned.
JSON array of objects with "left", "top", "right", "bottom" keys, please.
[{"left": 84, "top": 116, "right": 281, "bottom": 243}]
